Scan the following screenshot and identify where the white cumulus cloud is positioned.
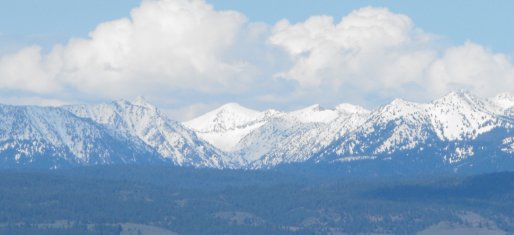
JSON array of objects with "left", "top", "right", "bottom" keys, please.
[
  {"left": 0, "top": 2, "right": 513, "bottom": 120},
  {"left": 427, "top": 42, "right": 514, "bottom": 97},
  {"left": 269, "top": 7, "right": 514, "bottom": 102},
  {"left": 0, "top": 0, "right": 264, "bottom": 100}
]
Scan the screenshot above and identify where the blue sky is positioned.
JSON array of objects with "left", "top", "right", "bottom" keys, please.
[
  {"left": 0, "top": 0, "right": 140, "bottom": 53},
  {"left": 0, "top": 0, "right": 513, "bottom": 120}
]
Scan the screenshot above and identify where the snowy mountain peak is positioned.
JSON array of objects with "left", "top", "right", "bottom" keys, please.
[
  {"left": 381, "top": 98, "right": 422, "bottom": 113},
  {"left": 184, "top": 103, "right": 262, "bottom": 133},
  {"left": 489, "top": 92, "right": 514, "bottom": 113},
  {"left": 389, "top": 98, "right": 413, "bottom": 106},
  {"left": 219, "top": 102, "right": 251, "bottom": 111},
  {"left": 427, "top": 91, "right": 499, "bottom": 141},
  {"left": 335, "top": 103, "right": 369, "bottom": 114},
  {"left": 131, "top": 96, "right": 155, "bottom": 109},
  {"left": 305, "top": 104, "right": 323, "bottom": 111},
  {"left": 182, "top": 103, "right": 281, "bottom": 152},
  {"left": 434, "top": 90, "right": 483, "bottom": 108},
  {"left": 369, "top": 99, "right": 426, "bottom": 124},
  {"left": 493, "top": 92, "right": 514, "bottom": 100},
  {"left": 453, "top": 89, "right": 472, "bottom": 95},
  {"left": 262, "top": 109, "right": 284, "bottom": 118},
  {"left": 288, "top": 104, "right": 339, "bottom": 123}
]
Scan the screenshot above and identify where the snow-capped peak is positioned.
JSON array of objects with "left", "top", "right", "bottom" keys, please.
[
  {"left": 375, "top": 98, "right": 425, "bottom": 120},
  {"left": 432, "top": 90, "right": 485, "bottom": 109},
  {"left": 262, "top": 109, "right": 283, "bottom": 117},
  {"left": 287, "top": 104, "right": 339, "bottom": 123},
  {"left": 488, "top": 92, "right": 514, "bottom": 114},
  {"left": 335, "top": 103, "right": 369, "bottom": 115},
  {"left": 304, "top": 104, "right": 323, "bottom": 111},
  {"left": 428, "top": 90, "right": 498, "bottom": 141},
  {"left": 183, "top": 102, "right": 263, "bottom": 133},
  {"left": 183, "top": 103, "right": 282, "bottom": 152},
  {"left": 131, "top": 96, "right": 155, "bottom": 109},
  {"left": 493, "top": 92, "right": 514, "bottom": 101}
]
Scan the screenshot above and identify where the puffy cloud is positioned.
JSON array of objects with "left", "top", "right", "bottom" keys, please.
[
  {"left": 0, "top": 0, "right": 261, "bottom": 99},
  {"left": 0, "top": 46, "right": 61, "bottom": 93},
  {"left": 269, "top": 7, "right": 514, "bottom": 102},
  {"left": 0, "top": 2, "right": 513, "bottom": 119},
  {"left": 427, "top": 42, "right": 514, "bottom": 97},
  {"left": 270, "top": 7, "right": 418, "bottom": 56},
  {"left": 269, "top": 7, "right": 435, "bottom": 92}
]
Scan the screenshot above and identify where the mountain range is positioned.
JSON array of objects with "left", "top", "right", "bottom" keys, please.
[{"left": 2, "top": 90, "right": 514, "bottom": 174}]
